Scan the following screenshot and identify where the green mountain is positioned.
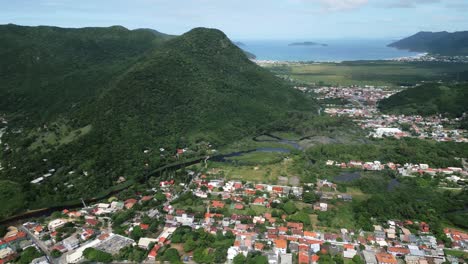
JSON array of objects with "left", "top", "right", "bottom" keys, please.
[
  {"left": 378, "top": 83, "right": 468, "bottom": 117},
  {"left": 0, "top": 25, "right": 314, "bottom": 218},
  {"left": 388, "top": 31, "right": 468, "bottom": 55}
]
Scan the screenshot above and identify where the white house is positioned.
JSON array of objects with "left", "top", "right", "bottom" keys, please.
[{"left": 48, "top": 219, "right": 66, "bottom": 231}]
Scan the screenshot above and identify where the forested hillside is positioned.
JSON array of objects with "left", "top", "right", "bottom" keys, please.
[
  {"left": 388, "top": 31, "right": 468, "bottom": 55},
  {"left": 378, "top": 83, "right": 468, "bottom": 117},
  {"left": 0, "top": 25, "right": 315, "bottom": 219}
]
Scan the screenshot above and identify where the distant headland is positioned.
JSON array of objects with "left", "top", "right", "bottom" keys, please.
[{"left": 288, "top": 41, "right": 328, "bottom": 47}]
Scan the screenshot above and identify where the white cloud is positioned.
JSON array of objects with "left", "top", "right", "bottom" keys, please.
[
  {"left": 384, "top": 0, "right": 441, "bottom": 8},
  {"left": 317, "top": 0, "right": 369, "bottom": 10}
]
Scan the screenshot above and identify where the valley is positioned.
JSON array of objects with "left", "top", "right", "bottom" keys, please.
[{"left": 0, "top": 23, "right": 467, "bottom": 264}]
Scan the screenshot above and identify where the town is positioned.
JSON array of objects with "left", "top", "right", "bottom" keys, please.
[
  {"left": 309, "top": 86, "right": 468, "bottom": 142},
  {"left": 1, "top": 166, "right": 467, "bottom": 264},
  {"left": 325, "top": 160, "right": 467, "bottom": 185}
]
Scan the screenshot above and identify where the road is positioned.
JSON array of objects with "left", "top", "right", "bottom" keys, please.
[{"left": 20, "top": 226, "right": 56, "bottom": 264}]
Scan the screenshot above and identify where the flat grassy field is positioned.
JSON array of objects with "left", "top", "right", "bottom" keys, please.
[
  {"left": 263, "top": 61, "right": 468, "bottom": 87},
  {"left": 226, "top": 151, "right": 284, "bottom": 164},
  {"left": 228, "top": 204, "right": 270, "bottom": 215},
  {"left": 206, "top": 158, "right": 295, "bottom": 184},
  {"left": 345, "top": 187, "right": 370, "bottom": 202}
]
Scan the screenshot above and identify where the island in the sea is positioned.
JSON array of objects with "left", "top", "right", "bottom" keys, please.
[{"left": 288, "top": 41, "right": 328, "bottom": 47}]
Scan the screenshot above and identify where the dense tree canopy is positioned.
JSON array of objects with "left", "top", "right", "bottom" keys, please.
[{"left": 0, "top": 24, "right": 315, "bottom": 219}]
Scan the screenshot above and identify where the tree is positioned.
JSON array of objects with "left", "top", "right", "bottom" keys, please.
[
  {"left": 184, "top": 239, "right": 197, "bottom": 252},
  {"left": 303, "top": 191, "right": 318, "bottom": 204},
  {"left": 18, "top": 247, "right": 43, "bottom": 264},
  {"left": 130, "top": 226, "right": 144, "bottom": 241},
  {"left": 318, "top": 253, "right": 333, "bottom": 264},
  {"left": 0, "top": 225, "right": 7, "bottom": 237},
  {"left": 283, "top": 200, "right": 297, "bottom": 215},
  {"left": 213, "top": 247, "right": 228, "bottom": 263},
  {"left": 352, "top": 255, "right": 364, "bottom": 264},
  {"left": 233, "top": 253, "right": 246, "bottom": 264},
  {"left": 83, "top": 248, "right": 113, "bottom": 263},
  {"left": 193, "top": 247, "right": 213, "bottom": 263},
  {"left": 160, "top": 248, "right": 181, "bottom": 263},
  {"left": 333, "top": 254, "right": 344, "bottom": 264},
  {"left": 288, "top": 211, "right": 311, "bottom": 225},
  {"left": 51, "top": 249, "right": 62, "bottom": 258}
]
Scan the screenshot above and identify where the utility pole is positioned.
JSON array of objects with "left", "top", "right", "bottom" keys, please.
[{"left": 81, "top": 198, "right": 87, "bottom": 208}]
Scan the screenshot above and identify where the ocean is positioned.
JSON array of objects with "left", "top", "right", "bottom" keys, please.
[{"left": 237, "top": 39, "right": 421, "bottom": 62}]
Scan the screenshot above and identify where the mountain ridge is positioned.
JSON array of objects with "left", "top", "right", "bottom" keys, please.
[
  {"left": 388, "top": 31, "right": 468, "bottom": 55},
  {"left": 0, "top": 24, "right": 314, "bottom": 219}
]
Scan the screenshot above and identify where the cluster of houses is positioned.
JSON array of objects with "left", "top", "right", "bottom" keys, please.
[
  {"left": 392, "top": 54, "right": 468, "bottom": 63},
  {"left": 314, "top": 85, "right": 467, "bottom": 143},
  {"left": 362, "top": 115, "right": 468, "bottom": 142},
  {"left": 325, "top": 160, "right": 467, "bottom": 182},
  {"left": 22, "top": 212, "right": 135, "bottom": 263},
  {"left": 5, "top": 168, "right": 468, "bottom": 264},
  {"left": 159, "top": 192, "right": 467, "bottom": 264},
  {"left": 0, "top": 226, "right": 47, "bottom": 264},
  {"left": 313, "top": 86, "right": 397, "bottom": 106},
  {"left": 444, "top": 228, "right": 468, "bottom": 250},
  {"left": 192, "top": 178, "right": 303, "bottom": 200}
]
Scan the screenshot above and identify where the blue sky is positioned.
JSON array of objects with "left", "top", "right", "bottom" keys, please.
[{"left": 0, "top": 0, "right": 467, "bottom": 39}]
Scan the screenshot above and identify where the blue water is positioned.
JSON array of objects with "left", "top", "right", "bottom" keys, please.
[{"left": 236, "top": 39, "right": 421, "bottom": 62}]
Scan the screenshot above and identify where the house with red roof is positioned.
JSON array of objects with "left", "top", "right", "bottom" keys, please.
[
  {"left": 387, "top": 247, "right": 410, "bottom": 257},
  {"left": 3, "top": 232, "right": 26, "bottom": 244},
  {"left": 278, "top": 226, "right": 288, "bottom": 234},
  {"left": 311, "top": 254, "right": 320, "bottom": 264},
  {"left": 255, "top": 242, "right": 264, "bottom": 251},
  {"left": 420, "top": 222, "right": 430, "bottom": 233},
  {"left": 275, "top": 239, "right": 287, "bottom": 254},
  {"left": 124, "top": 198, "right": 138, "bottom": 209},
  {"left": 211, "top": 201, "right": 225, "bottom": 208},
  {"left": 252, "top": 197, "right": 265, "bottom": 205},
  {"left": 299, "top": 252, "right": 310, "bottom": 264},
  {"left": 81, "top": 229, "right": 95, "bottom": 241},
  {"left": 234, "top": 204, "right": 244, "bottom": 210},
  {"left": 33, "top": 225, "right": 43, "bottom": 235},
  {"left": 141, "top": 195, "right": 153, "bottom": 202},
  {"left": 244, "top": 189, "right": 256, "bottom": 195},
  {"left": 160, "top": 180, "right": 174, "bottom": 187},
  {"left": 287, "top": 222, "right": 303, "bottom": 230},
  {"left": 147, "top": 244, "right": 161, "bottom": 260},
  {"left": 272, "top": 186, "right": 283, "bottom": 194},
  {"left": 85, "top": 219, "right": 99, "bottom": 227},
  {"left": 304, "top": 231, "right": 318, "bottom": 239},
  {"left": 234, "top": 182, "right": 243, "bottom": 189},
  {"left": 376, "top": 253, "right": 397, "bottom": 264}
]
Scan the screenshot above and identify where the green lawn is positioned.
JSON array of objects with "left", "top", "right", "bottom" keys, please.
[{"left": 444, "top": 249, "right": 468, "bottom": 259}]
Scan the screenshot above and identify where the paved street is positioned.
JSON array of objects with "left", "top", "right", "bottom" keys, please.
[{"left": 20, "top": 226, "right": 56, "bottom": 264}]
